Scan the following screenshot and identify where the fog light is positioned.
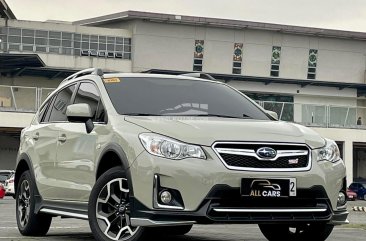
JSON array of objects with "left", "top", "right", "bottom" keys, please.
[
  {"left": 337, "top": 192, "right": 346, "bottom": 206},
  {"left": 160, "top": 191, "right": 172, "bottom": 204}
]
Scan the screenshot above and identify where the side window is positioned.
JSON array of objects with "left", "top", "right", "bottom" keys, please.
[
  {"left": 42, "top": 95, "right": 56, "bottom": 123},
  {"left": 37, "top": 102, "right": 49, "bottom": 123},
  {"left": 48, "top": 84, "right": 76, "bottom": 122},
  {"left": 74, "top": 82, "right": 105, "bottom": 122},
  {"left": 96, "top": 101, "right": 106, "bottom": 123}
]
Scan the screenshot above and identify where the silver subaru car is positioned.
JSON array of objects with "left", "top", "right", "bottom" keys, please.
[{"left": 15, "top": 68, "right": 348, "bottom": 241}]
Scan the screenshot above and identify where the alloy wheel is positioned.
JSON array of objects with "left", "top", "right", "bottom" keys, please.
[
  {"left": 17, "top": 180, "right": 31, "bottom": 228},
  {"left": 96, "top": 178, "right": 139, "bottom": 241}
]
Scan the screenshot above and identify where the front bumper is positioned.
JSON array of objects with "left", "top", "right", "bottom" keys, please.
[
  {"left": 130, "top": 185, "right": 348, "bottom": 226},
  {"left": 129, "top": 148, "right": 348, "bottom": 226}
]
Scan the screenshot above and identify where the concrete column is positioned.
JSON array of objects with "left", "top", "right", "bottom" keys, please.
[{"left": 344, "top": 140, "right": 353, "bottom": 184}]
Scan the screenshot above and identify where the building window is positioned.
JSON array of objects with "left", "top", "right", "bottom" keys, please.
[
  {"left": 307, "top": 49, "right": 318, "bottom": 79},
  {"left": 0, "top": 26, "right": 132, "bottom": 60},
  {"left": 193, "top": 40, "right": 204, "bottom": 71},
  {"left": 233, "top": 43, "right": 243, "bottom": 74},
  {"left": 270, "top": 46, "right": 281, "bottom": 77},
  {"left": 8, "top": 27, "right": 21, "bottom": 51},
  {"left": 49, "top": 31, "right": 61, "bottom": 54},
  {"left": 0, "top": 27, "right": 7, "bottom": 50}
]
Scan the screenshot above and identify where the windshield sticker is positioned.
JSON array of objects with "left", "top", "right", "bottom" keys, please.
[{"left": 104, "top": 78, "right": 121, "bottom": 83}]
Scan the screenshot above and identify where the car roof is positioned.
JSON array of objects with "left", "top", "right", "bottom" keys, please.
[
  {"left": 103, "top": 73, "right": 216, "bottom": 82},
  {"left": 58, "top": 72, "right": 219, "bottom": 92}
]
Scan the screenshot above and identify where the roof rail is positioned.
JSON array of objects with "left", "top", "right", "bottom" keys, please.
[
  {"left": 179, "top": 72, "right": 216, "bottom": 81},
  {"left": 60, "top": 68, "right": 104, "bottom": 85}
]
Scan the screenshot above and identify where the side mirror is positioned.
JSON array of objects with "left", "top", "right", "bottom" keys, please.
[
  {"left": 265, "top": 110, "right": 278, "bottom": 120},
  {"left": 66, "top": 103, "right": 94, "bottom": 133}
]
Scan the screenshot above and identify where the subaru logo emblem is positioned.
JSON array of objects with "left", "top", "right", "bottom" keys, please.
[{"left": 256, "top": 147, "right": 277, "bottom": 159}]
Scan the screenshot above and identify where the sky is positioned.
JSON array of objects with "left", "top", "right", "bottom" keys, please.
[{"left": 6, "top": 0, "right": 366, "bottom": 32}]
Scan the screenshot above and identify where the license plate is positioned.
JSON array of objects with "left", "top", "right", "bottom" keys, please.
[{"left": 241, "top": 178, "right": 297, "bottom": 197}]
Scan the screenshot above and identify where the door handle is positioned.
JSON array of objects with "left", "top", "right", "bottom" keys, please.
[
  {"left": 32, "top": 133, "right": 39, "bottom": 141},
  {"left": 58, "top": 134, "right": 67, "bottom": 143}
]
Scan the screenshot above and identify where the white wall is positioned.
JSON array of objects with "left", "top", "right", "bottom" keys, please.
[
  {"left": 37, "top": 53, "right": 132, "bottom": 72},
  {"left": 121, "top": 20, "right": 366, "bottom": 83},
  {"left": 0, "top": 112, "right": 34, "bottom": 128},
  {"left": 0, "top": 76, "right": 61, "bottom": 88},
  {"left": 317, "top": 50, "right": 366, "bottom": 83},
  {"left": 243, "top": 44, "right": 272, "bottom": 77}
]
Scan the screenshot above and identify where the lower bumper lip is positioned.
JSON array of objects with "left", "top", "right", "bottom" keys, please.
[{"left": 213, "top": 208, "right": 327, "bottom": 213}]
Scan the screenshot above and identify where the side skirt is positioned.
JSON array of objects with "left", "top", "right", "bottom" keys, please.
[{"left": 36, "top": 199, "right": 89, "bottom": 220}]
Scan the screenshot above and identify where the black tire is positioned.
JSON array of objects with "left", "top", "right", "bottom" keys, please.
[
  {"left": 259, "top": 223, "right": 334, "bottom": 241},
  {"left": 16, "top": 171, "right": 52, "bottom": 236},
  {"left": 148, "top": 225, "right": 193, "bottom": 236},
  {"left": 88, "top": 167, "right": 146, "bottom": 241}
]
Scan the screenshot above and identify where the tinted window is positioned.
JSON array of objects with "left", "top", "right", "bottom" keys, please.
[
  {"left": 0, "top": 172, "right": 12, "bottom": 183},
  {"left": 48, "top": 85, "right": 76, "bottom": 122},
  {"left": 74, "top": 82, "right": 105, "bottom": 122},
  {"left": 95, "top": 101, "right": 106, "bottom": 122},
  {"left": 0, "top": 175, "right": 8, "bottom": 183},
  {"left": 104, "top": 77, "right": 269, "bottom": 120},
  {"left": 38, "top": 97, "right": 53, "bottom": 122},
  {"left": 42, "top": 95, "right": 56, "bottom": 123}
]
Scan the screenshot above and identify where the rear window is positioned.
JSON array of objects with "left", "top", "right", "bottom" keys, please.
[
  {"left": 0, "top": 175, "right": 9, "bottom": 182},
  {"left": 103, "top": 77, "right": 269, "bottom": 120}
]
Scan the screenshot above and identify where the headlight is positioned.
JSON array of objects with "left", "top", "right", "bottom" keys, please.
[
  {"left": 317, "top": 139, "right": 341, "bottom": 163},
  {"left": 139, "top": 133, "right": 206, "bottom": 160}
]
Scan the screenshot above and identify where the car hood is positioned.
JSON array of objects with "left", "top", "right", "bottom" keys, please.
[{"left": 125, "top": 116, "right": 325, "bottom": 149}]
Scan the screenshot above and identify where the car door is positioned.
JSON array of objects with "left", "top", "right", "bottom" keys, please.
[
  {"left": 28, "top": 84, "right": 76, "bottom": 200},
  {"left": 54, "top": 81, "right": 107, "bottom": 201}
]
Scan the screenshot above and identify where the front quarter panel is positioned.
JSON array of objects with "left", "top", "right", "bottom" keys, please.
[{"left": 95, "top": 115, "right": 148, "bottom": 176}]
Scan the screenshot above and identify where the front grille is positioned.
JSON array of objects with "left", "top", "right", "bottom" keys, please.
[
  {"left": 205, "top": 185, "right": 332, "bottom": 223},
  {"left": 220, "top": 153, "right": 308, "bottom": 169},
  {"left": 213, "top": 142, "right": 311, "bottom": 171}
]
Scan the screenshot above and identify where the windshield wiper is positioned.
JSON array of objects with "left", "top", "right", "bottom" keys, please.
[
  {"left": 189, "top": 114, "right": 252, "bottom": 119},
  {"left": 123, "top": 113, "right": 163, "bottom": 116},
  {"left": 123, "top": 113, "right": 252, "bottom": 119}
]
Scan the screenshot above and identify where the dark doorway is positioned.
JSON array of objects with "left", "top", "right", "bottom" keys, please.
[
  {"left": 353, "top": 142, "right": 366, "bottom": 182},
  {"left": 336, "top": 141, "right": 344, "bottom": 160},
  {"left": 0, "top": 128, "right": 21, "bottom": 170}
]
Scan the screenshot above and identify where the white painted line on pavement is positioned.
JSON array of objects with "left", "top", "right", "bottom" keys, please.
[{"left": 0, "top": 227, "right": 88, "bottom": 229}]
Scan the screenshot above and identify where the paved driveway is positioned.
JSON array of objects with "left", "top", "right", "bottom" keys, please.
[{"left": 1, "top": 197, "right": 366, "bottom": 240}]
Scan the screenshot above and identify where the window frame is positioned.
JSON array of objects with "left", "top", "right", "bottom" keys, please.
[
  {"left": 270, "top": 46, "right": 281, "bottom": 77},
  {"left": 73, "top": 80, "right": 108, "bottom": 124},
  {"left": 307, "top": 49, "right": 318, "bottom": 80},
  {"left": 37, "top": 96, "right": 52, "bottom": 123},
  {"left": 41, "top": 83, "right": 78, "bottom": 123}
]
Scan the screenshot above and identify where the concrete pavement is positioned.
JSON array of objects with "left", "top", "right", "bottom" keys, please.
[{"left": 0, "top": 197, "right": 366, "bottom": 241}]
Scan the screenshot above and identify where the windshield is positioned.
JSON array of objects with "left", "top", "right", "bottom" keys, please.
[
  {"left": 0, "top": 175, "right": 9, "bottom": 182},
  {"left": 103, "top": 77, "right": 270, "bottom": 120}
]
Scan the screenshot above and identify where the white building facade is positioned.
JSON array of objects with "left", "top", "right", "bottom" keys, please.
[{"left": 1, "top": 7, "right": 366, "bottom": 183}]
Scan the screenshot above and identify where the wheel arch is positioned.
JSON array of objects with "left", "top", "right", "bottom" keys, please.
[
  {"left": 96, "top": 143, "right": 134, "bottom": 194},
  {"left": 15, "top": 153, "right": 42, "bottom": 202}
]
